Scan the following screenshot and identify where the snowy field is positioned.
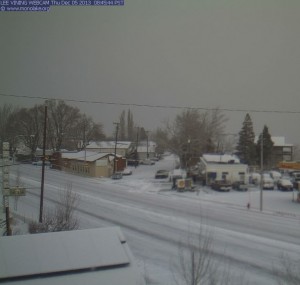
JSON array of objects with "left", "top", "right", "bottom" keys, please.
[{"left": 8, "top": 154, "right": 300, "bottom": 285}]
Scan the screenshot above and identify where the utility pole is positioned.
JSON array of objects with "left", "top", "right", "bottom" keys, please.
[
  {"left": 146, "top": 131, "right": 149, "bottom": 159},
  {"left": 2, "top": 142, "right": 11, "bottom": 235},
  {"left": 260, "top": 132, "right": 263, "bottom": 212},
  {"left": 1, "top": 142, "right": 26, "bottom": 236},
  {"left": 135, "top": 127, "right": 139, "bottom": 167},
  {"left": 39, "top": 104, "right": 47, "bottom": 223},
  {"left": 113, "top": 122, "right": 119, "bottom": 174},
  {"left": 83, "top": 121, "right": 87, "bottom": 165},
  {"left": 187, "top": 139, "right": 191, "bottom": 176}
]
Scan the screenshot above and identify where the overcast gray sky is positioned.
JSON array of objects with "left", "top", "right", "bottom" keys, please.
[{"left": 1, "top": 0, "right": 300, "bottom": 143}]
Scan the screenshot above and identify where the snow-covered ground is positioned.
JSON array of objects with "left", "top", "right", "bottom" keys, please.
[
  {"left": 110, "top": 154, "right": 300, "bottom": 217},
  {"left": 8, "top": 154, "right": 300, "bottom": 285}
]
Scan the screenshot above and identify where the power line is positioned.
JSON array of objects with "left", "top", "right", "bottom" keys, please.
[{"left": 1, "top": 92, "right": 300, "bottom": 114}]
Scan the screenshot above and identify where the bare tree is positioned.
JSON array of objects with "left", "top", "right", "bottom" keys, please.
[
  {"left": 273, "top": 253, "right": 300, "bottom": 285},
  {"left": 29, "top": 183, "right": 80, "bottom": 233},
  {"left": 0, "top": 104, "right": 19, "bottom": 151},
  {"left": 152, "top": 127, "right": 169, "bottom": 155},
  {"left": 164, "top": 109, "right": 227, "bottom": 167},
  {"left": 46, "top": 100, "right": 105, "bottom": 151},
  {"left": 13, "top": 105, "right": 44, "bottom": 159},
  {"left": 47, "top": 100, "right": 81, "bottom": 151},
  {"left": 172, "top": 223, "right": 245, "bottom": 285}
]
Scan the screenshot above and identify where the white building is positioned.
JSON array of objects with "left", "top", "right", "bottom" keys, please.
[{"left": 199, "top": 154, "right": 249, "bottom": 185}]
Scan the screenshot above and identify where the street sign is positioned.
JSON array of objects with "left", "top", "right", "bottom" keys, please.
[{"left": 3, "top": 187, "right": 26, "bottom": 197}]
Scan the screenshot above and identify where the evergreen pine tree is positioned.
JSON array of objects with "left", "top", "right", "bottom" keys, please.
[
  {"left": 237, "top": 113, "right": 256, "bottom": 165},
  {"left": 256, "top": 125, "right": 274, "bottom": 169}
]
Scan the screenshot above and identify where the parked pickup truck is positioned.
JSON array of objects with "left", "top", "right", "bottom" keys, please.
[{"left": 211, "top": 180, "right": 232, "bottom": 192}]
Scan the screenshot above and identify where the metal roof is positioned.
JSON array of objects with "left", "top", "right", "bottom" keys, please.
[{"left": 0, "top": 227, "right": 144, "bottom": 285}]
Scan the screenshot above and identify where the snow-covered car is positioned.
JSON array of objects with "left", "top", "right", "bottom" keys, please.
[
  {"left": 250, "top": 172, "right": 261, "bottom": 185},
  {"left": 111, "top": 172, "right": 123, "bottom": 180},
  {"left": 277, "top": 178, "right": 293, "bottom": 191},
  {"left": 140, "top": 159, "right": 155, "bottom": 165},
  {"left": 150, "top": 157, "right": 160, "bottom": 162},
  {"left": 262, "top": 174, "right": 275, "bottom": 190},
  {"left": 122, "top": 168, "right": 132, "bottom": 175},
  {"left": 269, "top": 171, "right": 281, "bottom": 182},
  {"left": 155, "top": 170, "right": 169, "bottom": 179}
]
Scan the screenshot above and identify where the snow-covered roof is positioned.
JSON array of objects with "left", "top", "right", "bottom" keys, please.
[
  {"left": 202, "top": 154, "right": 241, "bottom": 164},
  {"left": 62, "top": 151, "right": 115, "bottom": 162},
  {"left": 0, "top": 227, "right": 144, "bottom": 285},
  {"left": 87, "top": 141, "right": 132, "bottom": 149}
]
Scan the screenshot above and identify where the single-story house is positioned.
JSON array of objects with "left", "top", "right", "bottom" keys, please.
[
  {"left": 198, "top": 153, "right": 249, "bottom": 185},
  {"left": 0, "top": 227, "right": 145, "bottom": 285},
  {"left": 60, "top": 151, "right": 126, "bottom": 178}
]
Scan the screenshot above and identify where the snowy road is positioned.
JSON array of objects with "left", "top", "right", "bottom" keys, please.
[{"left": 10, "top": 159, "right": 300, "bottom": 285}]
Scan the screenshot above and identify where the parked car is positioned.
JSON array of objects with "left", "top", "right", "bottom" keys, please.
[
  {"left": 277, "top": 178, "right": 293, "bottom": 191},
  {"left": 122, "top": 168, "right": 132, "bottom": 175},
  {"left": 150, "top": 157, "right": 160, "bottom": 162},
  {"left": 211, "top": 180, "right": 231, "bottom": 192},
  {"left": 140, "top": 159, "right": 155, "bottom": 165},
  {"left": 155, "top": 169, "right": 169, "bottom": 179},
  {"left": 290, "top": 171, "right": 300, "bottom": 190},
  {"left": 232, "top": 181, "right": 248, "bottom": 191},
  {"left": 262, "top": 174, "right": 275, "bottom": 190},
  {"left": 249, "top": 172, "right": 261, "bottom": 185},
  {"left": 269, "top": 170, "right": 281, "bottom": 182},
  {"left": 111, "top": 172, "right": 123, "bottom": 180}
]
